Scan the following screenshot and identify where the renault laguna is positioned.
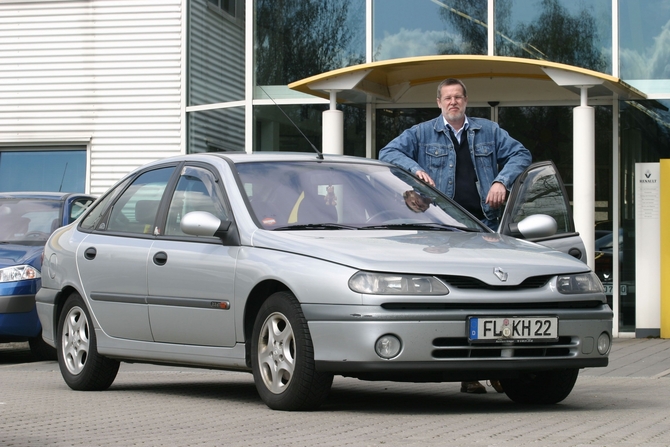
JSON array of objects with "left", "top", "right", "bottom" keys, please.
[{"left": 36, "top": 153, "right": 612, "bottom": 411}]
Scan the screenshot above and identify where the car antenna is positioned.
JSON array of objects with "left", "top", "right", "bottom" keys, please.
[
  {"left": 258, "top": 85, "right": 324, "bottom": 160},
  {"left": 58, "top": 162, "right": 69, "bottom": 192}
]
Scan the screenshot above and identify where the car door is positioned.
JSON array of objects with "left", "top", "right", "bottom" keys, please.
[
  {"left": 147, "top": 164, "right": 238, "bottom": 347},
  {"left": 499, "top": 161, "right": 587, "bottom": 262},
  {"left": 76, "top": 166, "right": 176, "bottom": 341}
]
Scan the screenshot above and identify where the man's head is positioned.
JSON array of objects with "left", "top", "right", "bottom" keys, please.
[{"left": 436, "top": 78, "right": 468, "bottom": 128}]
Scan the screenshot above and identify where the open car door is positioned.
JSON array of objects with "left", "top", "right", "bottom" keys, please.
[{"left": 499, "top": 161, "right": 587, "bottom": 263}]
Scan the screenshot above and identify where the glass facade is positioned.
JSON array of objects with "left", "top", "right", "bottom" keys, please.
[
  {"left": 184, "top": 0, "right": 670, "bottom": 334},
  {"left": 620, "top": 0, "right": 670, "bottom": 93},
  {"left": 495, "top": 0, "right": 611, "bottom": 73},
  {"left": 373, "top": 0, "right": 487, "bottom": 60}
]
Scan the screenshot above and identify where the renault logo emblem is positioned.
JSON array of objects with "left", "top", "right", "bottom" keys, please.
[{"left": 494, "top": 267, "right": 508, "bottom": 282}]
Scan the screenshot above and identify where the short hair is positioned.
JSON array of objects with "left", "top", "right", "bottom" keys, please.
[{"left": 436, "top": 78, "right": 468, "bottom": 99}]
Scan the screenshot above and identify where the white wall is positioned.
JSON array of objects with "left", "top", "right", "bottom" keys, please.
[{"left": 0, "top": 0, "right": 184, "bottom": 195}]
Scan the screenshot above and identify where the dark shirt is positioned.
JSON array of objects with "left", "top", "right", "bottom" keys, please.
[{"left": 448, "top": 128, "right": 484, "bottom": 219}]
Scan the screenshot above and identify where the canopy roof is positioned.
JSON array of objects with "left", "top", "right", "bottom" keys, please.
[{"left": 288, "top": 55, "right": 646, "bottom": 105}]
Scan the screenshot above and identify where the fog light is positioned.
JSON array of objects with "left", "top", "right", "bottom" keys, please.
[
  {"left": 375, "top": 334, "right": 402, "bottom": 359},
  {"left": 597, "top": 332, "right": 611, "bottom": 355}
]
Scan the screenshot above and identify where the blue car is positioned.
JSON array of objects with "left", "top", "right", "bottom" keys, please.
[{"left": 0, "top": 192, "right": 95, "bottom": 359}]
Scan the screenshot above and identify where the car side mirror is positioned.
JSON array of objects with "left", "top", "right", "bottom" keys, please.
[
  {"left": 181, "top": 211, "right": 231, "bottom": 238},
  {"left": 507, "top": 214, "right": 557, "bottom": 239}
]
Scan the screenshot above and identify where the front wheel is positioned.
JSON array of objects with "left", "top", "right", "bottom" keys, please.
[
  {"left": 251, "top": 291, "right": 333, "bottom": 411},
  {"left": 501, "top": 369, "right": 579, "bottom": 404},
  {"left": 57, "top": 292, "right": 120, "bottom": 391}
]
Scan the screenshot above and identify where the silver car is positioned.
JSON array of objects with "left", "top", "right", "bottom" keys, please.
[{"left": 36, "top": 153, "right": 612, "bottom": 411}]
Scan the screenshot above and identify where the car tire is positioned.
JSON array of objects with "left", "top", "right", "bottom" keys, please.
[
  {"left": 57, "top": 292, "right": 120, "bottom": 391},
  {"left": 501, "top": 368, "right": 579, "bottom": 404},
  {"left": 28, "top": 333, "right": 57, "bottom": 361},
  {"left": 251, "top": 291, "right": 333, "bottom": 411}
]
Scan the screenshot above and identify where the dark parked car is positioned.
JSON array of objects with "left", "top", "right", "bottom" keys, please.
[
  {"left": 36, "top": 154, "right": 611, "bottom": 410},
  {"left": 0, "top": 192, "right": 95, "bottom": 359}
]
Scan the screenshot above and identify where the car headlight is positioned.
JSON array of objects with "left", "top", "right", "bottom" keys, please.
[
  {"left": 0, "top": 265, "right": 41, "bottom": 283},
  {"left": 556, "top": 272, "right": 604, "bottom": 294},
  {"left": 349, "top": 271, "right": 449, "bottom": 295}
]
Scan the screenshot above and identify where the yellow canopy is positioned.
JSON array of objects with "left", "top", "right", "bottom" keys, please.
[{"left": 288, "top": 55, "right": 645, "bottom": 105}]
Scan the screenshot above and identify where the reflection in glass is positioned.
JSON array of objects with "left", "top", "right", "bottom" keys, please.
[
  {"left": 495, "top": 0, "right": 610, "bottom": 73},
  {"left": 254, "top": 104, "right": 365, "bottom": 157},
  {"left": 0, "top": 150, "right": 86, "bottom": 193},
  {"left": 620, "top": 0, "right": 670, "bottom": 83},
  {"left": 373, "top": 0, "right": 486, "bottom": 60},
  {"left": 255, "top": 0, "right": 365, "bottom": 85},
  {"left": 618, "top": 99, "right": 670, "bottom": 332},
  {"left": 236, "top": 161, "right": 481, "bottom": 230},
  {"left": 188, "top": 107, "right": 245, "bottom": 153},
  {"left": 188, "top": 0, "right": 244, "bottom": 106}
]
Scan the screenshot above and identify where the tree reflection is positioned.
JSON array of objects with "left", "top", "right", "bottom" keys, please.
[{"left": 255, "top": 0, "right": 364, "bottom": 85}]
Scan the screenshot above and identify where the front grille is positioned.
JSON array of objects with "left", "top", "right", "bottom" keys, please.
[
  {"left": 438, "top": 274, "right": 553, "bottom": 290},
  {"left": 431, "top": 336, "right": 575, "bottom": 359},
  {"left": 381, "top": 301, "right": 604, "bottom": 311}
]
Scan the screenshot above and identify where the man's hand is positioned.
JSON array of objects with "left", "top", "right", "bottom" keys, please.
[
  {"left": 486, "top": 182, "right": 507, "bottom": 209},
  {"left": 416, "top": 170, "right": 435, "bottom": 187}
]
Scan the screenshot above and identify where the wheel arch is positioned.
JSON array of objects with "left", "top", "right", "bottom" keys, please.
[
  {"left": 51, "top": 286, "right": 83, "bottom": 341},
  {"left": 243, "top": 279, "right": 292, "bottom": 367}
]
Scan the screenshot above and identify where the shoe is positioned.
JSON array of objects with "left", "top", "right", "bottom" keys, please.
[
  {"left": 489, "top": 380, "right": 504, "bottom": 393},
  {"left": 460, "top": 381, "right": 486, "bottom": 394}
]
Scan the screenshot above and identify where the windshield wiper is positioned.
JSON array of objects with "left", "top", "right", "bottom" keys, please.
[
  {"left": 273, "top": 223, "right": 360, "bottom": 231},
  {"left": 359, "top": 222, "right": 481, "bottom": 232}
]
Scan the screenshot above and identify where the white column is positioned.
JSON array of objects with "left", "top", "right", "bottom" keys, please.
[
  {"left": 573, "top": 86, "right": 595, "bottom": 270},
  {"left": 322, "top": 90, "right": 343, "bottom": 155}
]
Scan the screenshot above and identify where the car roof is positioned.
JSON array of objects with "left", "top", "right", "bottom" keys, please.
[
  {"left": 141, "top": 152, "right": 388, "bottom": 167},
  {"left": 0, "top": 191, "right": 91, "bottom": 200}
]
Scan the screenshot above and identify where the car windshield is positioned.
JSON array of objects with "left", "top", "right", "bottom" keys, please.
[
  {"left": 0, "top": 198, "right": 61, "bottom": 244},
  {"left": 235, "top": 161, "right": 485, "bottom": 232}
]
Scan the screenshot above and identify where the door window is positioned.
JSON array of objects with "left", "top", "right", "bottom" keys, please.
[
  {"left": 165, "top": 166, "right": 228, "bottom": 236},
  {"left": 105, "top": 167, "right": 175, "bottom": 234},
  {"left": 502, "top": 162, "right": 574, "bottom": 234}
]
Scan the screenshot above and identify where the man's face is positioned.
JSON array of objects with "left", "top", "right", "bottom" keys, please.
[{"left": 436, "top": 84, "right": 468, "bottom": 125}]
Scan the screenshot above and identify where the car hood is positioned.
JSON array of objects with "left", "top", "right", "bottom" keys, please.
[
  {"left": 0, "top": 244, "right": 43, "bottom": 269},
  {"left": 250, "top": 230, "right": 589, "bottom": 286}
]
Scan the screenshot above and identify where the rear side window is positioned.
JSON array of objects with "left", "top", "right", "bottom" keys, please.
[{"left": 104, "top": 167, "right": 175, "bottom": 234}]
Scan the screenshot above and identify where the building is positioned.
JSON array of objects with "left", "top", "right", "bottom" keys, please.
[{"left": 1, "top": 0, "right": 668, "bottom": 337}]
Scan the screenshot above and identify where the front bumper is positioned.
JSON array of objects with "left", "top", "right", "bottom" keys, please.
[
  {"left": 304, "top": 303, "right": 612, "bottom": 379},
  {"left": 0, "top": 280, "right": 41, "bottom": 338}
]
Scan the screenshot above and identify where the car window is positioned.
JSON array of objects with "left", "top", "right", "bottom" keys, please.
[
  {"left": 0, "top": 198, "right": 60, "bottom": 242},
  {"left": 504, "top": 164, "right": 572, "bottom": 234},
  {"left": 164, "top": 165, "right": 228, "bottom": 236},
  {"left": 236, "top": 161, "right": 483, "bottom": 231},
  {"left": 105, "top": 167, "right": 175, "bottom": 235}
]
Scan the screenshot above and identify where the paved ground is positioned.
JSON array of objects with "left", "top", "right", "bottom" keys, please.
[{"left": 1, "top": 338, "right": 669, "bottom": 447}]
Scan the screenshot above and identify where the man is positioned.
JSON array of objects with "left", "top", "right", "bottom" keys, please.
[
  {"left": 379, "top": 78, "right": 532, "bottom": 394},
  {"left": 379, "top": 78, "right": 531, "bottom": 231}
]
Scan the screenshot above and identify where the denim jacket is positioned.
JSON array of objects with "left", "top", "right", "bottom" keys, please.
[{"left": 379, "top": 115, "right": 532, "bottom": 226}]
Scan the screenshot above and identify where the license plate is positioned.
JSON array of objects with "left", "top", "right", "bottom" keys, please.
[{"left": 468, "top": 316, "right": 558, "bottom": 342}]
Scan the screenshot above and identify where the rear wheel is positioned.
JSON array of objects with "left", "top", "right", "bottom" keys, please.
[
  {"left": 251, "top": 291, "right": 333, "bottom": 411},
  {"left": 57, "top": 292, "right": 119, "bottom": 391},
  {"left": 501, "top": 369, "right": 579, "bottom": 404}
]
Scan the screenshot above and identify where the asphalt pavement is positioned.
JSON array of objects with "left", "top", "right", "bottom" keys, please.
[{"left": 1, "top": 338, "right": 669, "bottom": 447}]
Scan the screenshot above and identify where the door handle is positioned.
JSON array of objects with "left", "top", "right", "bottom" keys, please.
[
  {"left": 153, "top": 251, "right": 168, "bottom": 266},
  {"left": 84, "top": 247, "right": 96, "bottom": 260}
]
